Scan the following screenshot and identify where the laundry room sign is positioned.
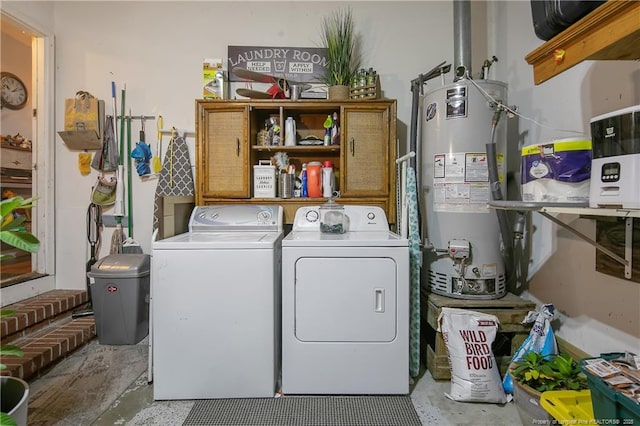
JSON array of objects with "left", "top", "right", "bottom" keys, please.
[{"left": 227, "top": 45, "right": 328, "bottom": 83}]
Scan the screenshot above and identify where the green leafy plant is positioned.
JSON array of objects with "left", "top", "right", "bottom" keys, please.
[
  {"left": 320, "top": 7, "right": 361, "bottom": 87},
  {"left": 1, "top": 196, "right": 40, "bottom": 261},
  {"left": 1, "top": 196, "right": 39, "bottom": 426},
  {"left": 511, "top": 351, "right": 588, "bottom": 393}
]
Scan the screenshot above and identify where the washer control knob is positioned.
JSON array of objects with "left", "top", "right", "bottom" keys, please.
[
  {"left": 257, "top": 210, "right": 272, "bottom": 223},
  {"left": 306, "top": 210, "right": 319, "bottom": 222},
  {"left": 367, "top": 212, "right": 376, "bottom": 220}
]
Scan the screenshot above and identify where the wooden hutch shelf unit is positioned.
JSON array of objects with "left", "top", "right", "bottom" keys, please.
[
  {"left": 525, "top": 0, "right": 640, "bottom": 85},
  {"left": 195, "top": 99, "right": 397, "bottom": 225}
]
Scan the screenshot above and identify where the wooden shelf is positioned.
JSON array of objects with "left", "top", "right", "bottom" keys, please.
[
  {"left": 525, "top": 0, "right": 640, "bottom": 85},
  {"left": 252, "top": 145, "right": 340, "bottom": 152}
]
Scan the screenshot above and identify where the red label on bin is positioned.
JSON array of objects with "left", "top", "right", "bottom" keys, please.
[{"left": 107, "top": 285, "right": 118, "bottom": 293}]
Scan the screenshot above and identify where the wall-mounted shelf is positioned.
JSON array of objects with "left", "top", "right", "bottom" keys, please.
[
  {"left": 489, "top": 201, "right": 637, "bottom": 279},
  {"left": 525, "top": 0, "right": 640, "bottom": 85}
]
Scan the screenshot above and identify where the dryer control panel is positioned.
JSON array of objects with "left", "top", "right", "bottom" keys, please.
[
  {"left": 189, "top": 205, "right": 283, "bottom": 232},
  {"left": 292, "top": 205, "right": 389, "bottom": 232}
]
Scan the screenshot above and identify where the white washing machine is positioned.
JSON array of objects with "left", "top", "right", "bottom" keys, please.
[
  {"left": 282, "top": 205, "right": 409, "bottom": 394},
  {"left": 151, "top": 205, "right": 283, "bottom": 400}
]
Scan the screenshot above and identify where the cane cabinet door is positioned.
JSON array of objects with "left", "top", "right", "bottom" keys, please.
[
  {"left": 341, "top": 103, "right": 395, "bottom": 197},
  {"left": 196, "top": 102, "right": 249, "bottom": 201}
]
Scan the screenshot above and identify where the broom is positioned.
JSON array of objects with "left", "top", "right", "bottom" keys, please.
[
  {"left": 122, "top": 109, "right": 142, "bottom": 254},
  {"left": 110, "top": 81, "right": 126, "bottom": 253}
]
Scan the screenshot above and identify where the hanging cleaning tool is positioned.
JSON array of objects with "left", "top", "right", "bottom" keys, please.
[
  {"left": 72, "top": 202, "right": 103, "bottom": 319},
  {"left": 122, "top": 110, "right": 143, "bottom": 254},
  {"left": 152, "top": 115, "right": 163, "bottom": 173},
  {"left": 169, "top": 127, "right": 178, "bottom": 187},
  {"left": 126, "top": 110, "right": 133, "bottom": 236},
  {"left": 131, "top": 118, "right": 152, "bottom": 176},
  {"left": 111, "top": 83, "right": 126, "bottom": 253}
]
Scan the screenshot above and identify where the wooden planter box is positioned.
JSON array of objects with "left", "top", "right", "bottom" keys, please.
[{"left": 420, "top": 291, "right": 536, "bottom": 380}]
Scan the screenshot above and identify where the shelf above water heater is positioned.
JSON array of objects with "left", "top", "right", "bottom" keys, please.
[{"left": 488, "top": 200, "right": 638, "bottom": 279}]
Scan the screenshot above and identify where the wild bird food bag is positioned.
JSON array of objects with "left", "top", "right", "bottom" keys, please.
[{"left": 438, "top": 307, "right": 507, "bottom": 403}]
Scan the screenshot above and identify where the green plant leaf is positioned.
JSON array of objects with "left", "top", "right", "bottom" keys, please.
[
  {"left": 319, "top": 7, "right": 360, "bottom": 86},
  {"left": 1, "top": 214, "right": 25, "bottom": 231},
  {"left": 0, "top": 412, "right": 18, "bottom": 426},
  {"left": 1, "top": 345, "right": 24, "bottom": 358},
  {"left": 0, "top": 230, "right": 40, "bottom": 253}
]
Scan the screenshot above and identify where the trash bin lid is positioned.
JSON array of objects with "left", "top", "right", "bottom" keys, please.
[{"left": 88, "top": 254, "right": 150, "bottom": 278}]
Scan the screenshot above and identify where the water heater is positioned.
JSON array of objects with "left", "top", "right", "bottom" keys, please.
[{"left": 421, "top": 79, "right": 508, "bottom": 299}]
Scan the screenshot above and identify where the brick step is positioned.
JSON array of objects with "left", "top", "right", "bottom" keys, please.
[
  {"left": 1, "top": 316, "right": 96, "bottom": 380},
  {"left": 1, "top": 290, "right": 96, "bottom": 381},
  {"left": 1, "top": 290, "right": 90, "bottom": 344}
]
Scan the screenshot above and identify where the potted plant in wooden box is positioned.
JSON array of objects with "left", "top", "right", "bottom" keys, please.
[
  {"left": 1, "top": 196, "right": 40, "bottom": 426},
  {"left": 320, "top": 7, "right": 360, "bottom": 100},
  {"left": 510, "top": 351, "right": 588, "bottom": 424}
]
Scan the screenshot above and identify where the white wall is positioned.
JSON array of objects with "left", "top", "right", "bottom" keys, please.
[
  {"left": 50, "top": 1, "right": 455, "bottom": 289},
  {"left": 6, "top": 0, "right": 639, "bottom": 355}
]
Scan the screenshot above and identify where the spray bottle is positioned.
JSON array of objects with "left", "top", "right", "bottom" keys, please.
[{"left": 300, "top": 163, "right": 308, "bottom": 198}]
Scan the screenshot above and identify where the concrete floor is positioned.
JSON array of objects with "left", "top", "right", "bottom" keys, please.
[{"left": 26, "top": 337, "right": 523, "bottom": 425}]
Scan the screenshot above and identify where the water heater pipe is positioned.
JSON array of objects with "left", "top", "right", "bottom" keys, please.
[
  {"left": 453, "top": 0, "right": 472, "bottom": 80},
  {"left": 486, "top": 109, "right": 514, "bottom": 283}
]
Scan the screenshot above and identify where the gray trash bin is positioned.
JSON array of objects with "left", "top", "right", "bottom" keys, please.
[{"left": 88, "top": 254, "right": 150, "bottom": 345}]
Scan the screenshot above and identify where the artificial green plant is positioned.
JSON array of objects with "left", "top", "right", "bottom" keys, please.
[{"left": 320, "top": 7, "right": 361, "bottom": 87}]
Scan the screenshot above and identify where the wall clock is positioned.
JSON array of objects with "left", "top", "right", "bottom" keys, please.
[{"left": 1, "top": 72, "right": 29, "bottom": 110}]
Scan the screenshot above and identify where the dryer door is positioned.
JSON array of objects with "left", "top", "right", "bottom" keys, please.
[{"left": 294, "top": 257, "right": 397, "bottom": 342}]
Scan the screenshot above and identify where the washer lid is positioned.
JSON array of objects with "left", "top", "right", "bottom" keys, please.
[
  {"left": 153, "top": 231, "right": 283, "bottom": 250},
  {"left": 282, "top": 230, "right": 408, "bottom": 247}
]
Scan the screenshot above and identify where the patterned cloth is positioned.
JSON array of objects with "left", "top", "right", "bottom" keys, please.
[
  {"left": 153, "top": 135, "right": 195, "bottom": 230},
  {"left": 407, "top": 166, "right": 422, "bottom": 378}
]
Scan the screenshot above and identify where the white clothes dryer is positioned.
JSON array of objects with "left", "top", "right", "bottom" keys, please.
[
  {"left": 151, "top": 205, "right": 283, "bottom": 400},
  {"left": 281, "top": 205, "right": 409, "bottom": 394}
]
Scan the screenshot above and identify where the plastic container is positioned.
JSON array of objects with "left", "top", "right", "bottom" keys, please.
[
  {"left": 319, "top": 199, "right": 348, "bottom": 234},
  {"left": 307, "top": 161, "right": 323, "bottom": 198},
  {"left": 88, "top": 254, "right": 150, "bottom": 345},
  {"left": 540, "top": 390, "right": 595, "bottom": 422},
  {"left": 580, "top": 355, "right": 640, "bottom": 425},
  {"left": 512, "top": 379, "right": 553, "bottom": 425}
]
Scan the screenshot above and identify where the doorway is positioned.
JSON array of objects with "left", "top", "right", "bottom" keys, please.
[{"left": 1, "top": 11, "right": 55, "bottom": 301}]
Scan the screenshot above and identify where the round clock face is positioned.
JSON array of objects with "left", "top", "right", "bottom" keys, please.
[{"left": 1, "top": 72, "right": 28, "bottom": 110}]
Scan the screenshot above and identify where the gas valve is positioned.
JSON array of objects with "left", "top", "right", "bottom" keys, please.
[{"left": 448, "top": 239, "right": 470, "bottom": 259}]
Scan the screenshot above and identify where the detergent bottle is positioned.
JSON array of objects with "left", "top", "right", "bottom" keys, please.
[{"left": 307, "top": 161, "right": 323, "bottom": 198}]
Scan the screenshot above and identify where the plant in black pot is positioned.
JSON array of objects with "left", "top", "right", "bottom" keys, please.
[
  {"left": 1, "top": 196, "right": 40, "bottom": 426},
  {"left": 510, "top": 351, "right": 588, "bottom": 424}
]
